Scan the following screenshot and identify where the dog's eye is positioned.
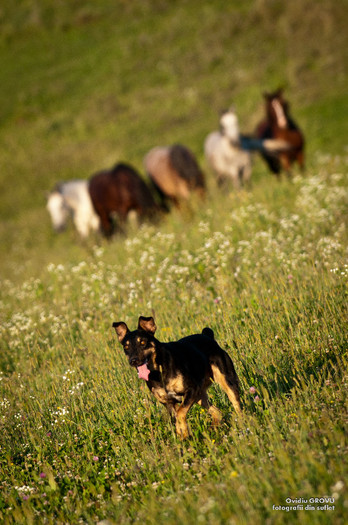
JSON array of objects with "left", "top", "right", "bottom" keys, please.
[{"left": 140, "top": 340, "right": 146, "bottom": 346}]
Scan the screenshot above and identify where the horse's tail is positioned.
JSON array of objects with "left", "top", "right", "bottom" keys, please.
[
  {"left": 169, "top": 144, "right": 205, "bottom": 190},
  {"left": 261, "top": 153, "right": 281, "bottom": 174}
]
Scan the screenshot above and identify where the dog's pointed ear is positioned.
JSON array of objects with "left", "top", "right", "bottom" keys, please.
[
  {"left": 112, "top": 321, "right": 129, "bottom": 342},
  {"left": 138, "top": 316, "right": 156, "bottom": 334}
]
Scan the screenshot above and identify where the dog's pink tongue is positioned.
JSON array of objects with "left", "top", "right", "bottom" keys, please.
[{"left": 137, "top": 363, "right": 150, "bottom": 381}]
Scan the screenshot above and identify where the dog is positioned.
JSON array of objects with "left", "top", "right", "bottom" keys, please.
[{"left": 112, "top": 316, "right": 242, "bottom": 439}]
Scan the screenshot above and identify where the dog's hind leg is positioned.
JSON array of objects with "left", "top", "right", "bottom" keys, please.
[
  {"left": 211, "top": 362, "right": 242, "bottom": 416},
  {"left": 198, "top": 393, "right": 222, "bottom": 426}
]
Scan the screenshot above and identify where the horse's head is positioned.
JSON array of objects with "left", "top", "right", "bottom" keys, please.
[
  {"left": 46, "top": 190, "right": 69, "bottom": 232},
  {"left": 220, "top": 107, "right": 240, "bottom": 143},
  {"left": 263, "top": 89, "right": 289, "bottom": 129}
]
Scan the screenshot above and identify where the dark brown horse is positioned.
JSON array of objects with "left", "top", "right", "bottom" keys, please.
[
  {"left": 89, "top": 162, "right": 158, "bottom": 237},
  {"left": 256, "top": 89, "right": 305, "bottom": 175},
  {"left": 144, "top": 144, "right": 205, "bottom": 209}
]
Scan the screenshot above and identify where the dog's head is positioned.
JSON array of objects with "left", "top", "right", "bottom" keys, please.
[{"left": 112, "top": 316, "right": 157, "bottom": 368}]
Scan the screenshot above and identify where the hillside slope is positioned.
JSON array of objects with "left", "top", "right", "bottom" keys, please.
[{"left": 0, "top": 3, "right": 347, "bottom": 524}]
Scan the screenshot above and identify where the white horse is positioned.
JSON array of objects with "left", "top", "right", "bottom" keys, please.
[
  {"left": 46, "top": 180, "right": 100, "bottom": 238},
  {"left": 204, "top": 109, "right": 252, "bottom": 188},
  {"left": 204, "top": 108, "right": 292, "bottom": 188}
]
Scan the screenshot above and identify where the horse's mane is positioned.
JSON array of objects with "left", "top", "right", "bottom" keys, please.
[
  {"left": 169, "top": 144, "right": 205, "bottom": 188},
  {"left": 110, "top": 162, "right": 138, "bottom": 174},
  {"left": 265, "top": 95, "right": 300, "bottom": 131},
  {"left": 51, "top": 181, "right": 64, "bottom": 194},
  {"left": 51, "top": 180, "right": 88, "bottom": 200}
]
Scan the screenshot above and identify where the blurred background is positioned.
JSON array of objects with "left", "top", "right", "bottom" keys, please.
[{"left": 0, "top": 0, "right": 347, "bottom": 278}]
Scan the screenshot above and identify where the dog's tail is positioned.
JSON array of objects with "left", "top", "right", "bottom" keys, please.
[
  {"left": 210, "top": 353, "right": 242, "bottom": 416},
  {"left": 202, "top": 327, "right": 215, "bottom": 339}
]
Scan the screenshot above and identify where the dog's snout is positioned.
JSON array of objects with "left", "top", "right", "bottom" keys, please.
[{"left": 129, "top": 357, "right": 138, "bottom": 366}]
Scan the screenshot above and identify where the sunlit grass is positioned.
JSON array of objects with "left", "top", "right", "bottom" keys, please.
[
  {"left": 0, "top": 1, "right": 347, "bottom": 523},
  {"left": 1, "top": 157, "right": 347, "bottom": 523}
]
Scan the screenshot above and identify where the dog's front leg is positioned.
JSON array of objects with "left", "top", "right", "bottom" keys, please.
[
  {"left": 165, "top": 402, "right": 176, "bottom": 420},
  {"left": 174, "top": 398, "right": 195, "bottom": 439},
  {"left": 175, "top": 407, "right": 190, "bottom": 439}
]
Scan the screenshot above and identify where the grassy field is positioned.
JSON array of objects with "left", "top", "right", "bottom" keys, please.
[{"left": 0, "top": 1, "right": 347, "bottom": 524}]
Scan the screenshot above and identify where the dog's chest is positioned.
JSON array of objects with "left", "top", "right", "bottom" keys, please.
[{"left": 149, "top": 373, "right": 185, "bottom": 404}]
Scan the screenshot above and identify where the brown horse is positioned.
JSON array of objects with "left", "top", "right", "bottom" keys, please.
[
  {"left": 144, "top": 144, "right": 205, "bottom": 209},
  {"left": 256, "top": 89, "right": 305, "bottom": 175},
  {"left": 89, "top": 162, "right": 158, "bottom": 237}
]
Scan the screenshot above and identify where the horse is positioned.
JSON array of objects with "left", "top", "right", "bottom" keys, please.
[
  {"left": 143, "top": 144, "right": 205, "bottom": 209},
  {"left": 88, "top": 162, "right": 159, "bottom": 237},
  {"left": 255, "top": 88, "right": 305, "bottom": 175},
  {"left": 205, "top": 107, "right": 295, "bottom": 188},
  {"left": 204, "top": 109, "right": 252, "bottom": 188},
  {"left": 46, "top": 179, "right": 100, "bottom": 238}
]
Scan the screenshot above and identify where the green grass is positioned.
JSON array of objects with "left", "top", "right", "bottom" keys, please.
[{"left": 0, "top": 1, "right": 347, "bottom": 524}]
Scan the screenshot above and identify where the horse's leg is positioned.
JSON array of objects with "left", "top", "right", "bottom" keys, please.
[
  {"left": 114, "top": 209, "right": 129, "bottom": 235},
  {"left": 217, "top": 174, "right": 226, "bottom": 188},
  {"left": 229, "top": 157, "right": 243, "bottom": 189},
  {"left": 245, "top": 163, "right": 253, "bottom": 188},
  {"left": 231, "top": 170, "right": 241, "bottom": 190},
  {"left": 125, "top": 210, "right": 137, "bottom": 228},
  {"left": 171, "top": 196, "right": 180, "bottom": 208},
  {"left": 296, "top": 151, "right": 305, "bottom": 173},
  {"left": 73, "top": 212, "right": 90, "bottom": 238},
  {"left": 280, "top": 153, "right": 292, "bottom": 177},
  {"left": 98, "top": 210, "right": 113, "bottom": 237},
  {"left": 90, "top": 213, "right": 100, "bottom": 233}
]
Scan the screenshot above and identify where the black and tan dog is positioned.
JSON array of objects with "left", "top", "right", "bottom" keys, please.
[{"left": 112, "top": 316, "right": 242, "bottom": 439}]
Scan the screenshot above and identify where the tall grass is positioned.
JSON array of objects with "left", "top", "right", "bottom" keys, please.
[
  {"left": 0, "top": 1, "right": 347, "bottom": 523},
  {"left": 1, "top": 161, "right": 347, "bottom": 524}
]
